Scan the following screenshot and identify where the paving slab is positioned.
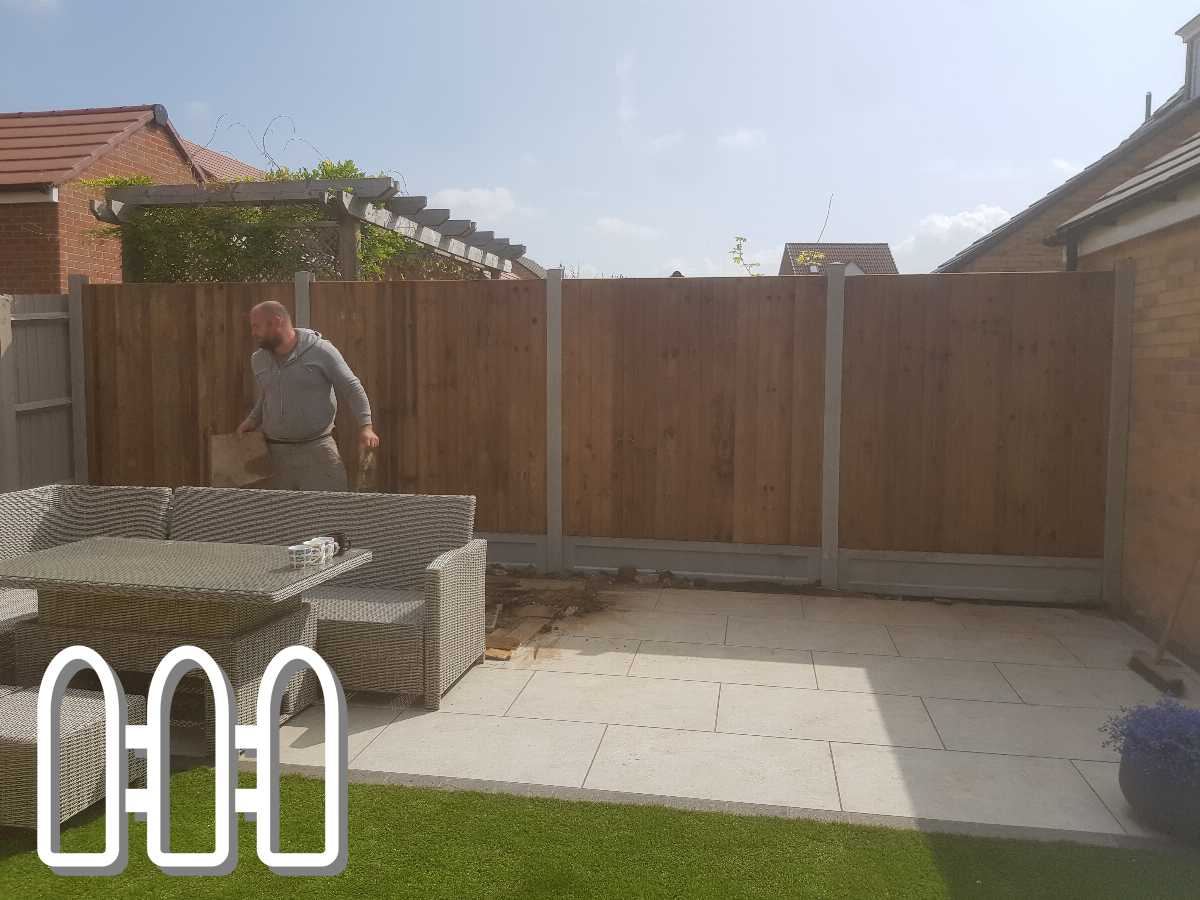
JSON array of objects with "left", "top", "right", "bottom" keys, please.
[
  {"left": 951, "top": 604, "right": 1090, "bottom": 634},
  {"left": 717, "top": 682, "right": 941, "bottom": 748},
  {"left": 276, "top": 705, "right": 400, "bottom": 767},
  {"left": 1053, "top": 630, "right": 1165, "bottom": 669},
  {"left": 353, "top": 711, "right": 604, "bottom": 787},
  {"left": 507, "top": 670, "right": 720, "bottom": 730},
  {"left": 630, "top": 641, "right": 816, "bottom": 689},
  {"left": 594, "top": 587, "right": 661, "bottom": 611},
  {"left": 506, "top": 634, "right": 640, "bottom": 675},
  {"left": 997, "top": 664, "right": 1166, "bottom": 708},
  {"left": 584, "top": 725, "right": 840, "bottom": 809},
  {"left": 832, "top": 742, "right": 1124, "bottom": 833},
  {"left": 888, "top": 625, "right": 1081, "bottom": 666},
  {"left": 727, "top": 617, "right": 896, "bottom": 655},
  {"left": 1071, "top": 759, "right": 1165, "bottom": 838},
  {"left": 437, "top": 666, "right": 533, "bottom": 716},
  {"left": 812, "top": 652, "right": 1019, "bottom": 702},
  {"left": 656, "top": 589, "right": 805, "bottom": 620},
  {"left": 924, "top": 698, "right": 1117, "bottom": 761},
  {"left": 554, "top": 608, "right": 727, "bottom": 643},
  {"left": 803, "top": 595, "right": 966, "bottom": 627}
]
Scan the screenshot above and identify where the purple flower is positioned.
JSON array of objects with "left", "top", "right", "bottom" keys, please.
[{"left": 1102, "top": 699, "right": 1200, "bottom": 785}]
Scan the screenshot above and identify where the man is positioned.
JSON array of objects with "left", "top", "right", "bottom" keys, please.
[{"left": 237, "top": 300, "right": 379, "bottom": 491}]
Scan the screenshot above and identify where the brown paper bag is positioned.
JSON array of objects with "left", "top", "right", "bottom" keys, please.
[{"left": 209, "top": 432, "right": 272, "bottom": 487}]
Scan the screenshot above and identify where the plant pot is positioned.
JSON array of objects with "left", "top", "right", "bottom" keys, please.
[{"left": 1118, "top": 750, "right": 1200, "bottom": 839}]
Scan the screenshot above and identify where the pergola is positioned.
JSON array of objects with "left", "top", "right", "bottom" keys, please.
[{"left": 89, "top": 177, "right": 539, "bottom": 279}]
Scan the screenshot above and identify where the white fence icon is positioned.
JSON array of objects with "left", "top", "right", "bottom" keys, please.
[{"left": 37, "top": 644, "right": 348, "bottom": 877}]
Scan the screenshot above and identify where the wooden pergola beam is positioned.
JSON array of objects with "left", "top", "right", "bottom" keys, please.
[{"left": 90, "top": 178, "right": 541, "bottom": 277}]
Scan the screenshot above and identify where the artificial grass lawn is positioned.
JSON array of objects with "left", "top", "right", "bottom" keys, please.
[{"left": 0, "top": 768, "right": 1197, "bottom": 899}]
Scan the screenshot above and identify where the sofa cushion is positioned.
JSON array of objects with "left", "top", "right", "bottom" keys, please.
[
  {"left": 168, "top": 486, "right": 475, "bottom": 591},
  {"left": 0, "top": 485, "right": 171, "bottom": 561},
  {"left": 307, "top": 586, "right": 425, "bottom": 626},
  {"left": 0, "top": 589, "right": 36, "bottom": 627}
]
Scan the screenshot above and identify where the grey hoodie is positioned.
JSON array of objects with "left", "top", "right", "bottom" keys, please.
[{"left": 248, "top": 328, "right": 372, "bottom": 443}]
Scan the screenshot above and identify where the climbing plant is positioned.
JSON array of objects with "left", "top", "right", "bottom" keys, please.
[{"left": 85, "top": 160, "right": 487, "bottom": 282}]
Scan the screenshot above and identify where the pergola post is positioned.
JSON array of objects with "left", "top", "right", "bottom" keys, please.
[{"left": 337, "top": 217, "right": 360, "bottom": 281}]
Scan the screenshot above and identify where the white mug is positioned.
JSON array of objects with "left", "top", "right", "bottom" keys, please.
[{"left": 287, "top": 544, "right": 319, "bottom": 569}]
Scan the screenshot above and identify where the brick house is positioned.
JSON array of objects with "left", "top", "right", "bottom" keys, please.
[
  {"left": 181, "top": 138, "right": 265, "bottom": 181},
  {"left": 0, "top": 104, "right": 205, "bottom": 293},
  {"left": 937, "top": 17, "right": 1200, "bottom": 273},
  {"left": 1049, "top": 122, "right": 1200, "bottom": 661}
]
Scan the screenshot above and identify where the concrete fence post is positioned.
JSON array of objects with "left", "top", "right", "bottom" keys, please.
[
  {"left": 545, "top": 268, "right": 564, "bottom": 572},
  {"left": 820, "top": 264, "right": 847, "bottom": 588},
  {"left": 68, "top": 274, "right": 90, "bottom": 485},
  {"left": 294, "top": 271, "right": 313, "bottom": 328},
  {"left": 0, "top": 294, "right": 18, "bottom": 490},
  {"left": 1102, "top": 259, "right": 1136, "bottom": 611}
]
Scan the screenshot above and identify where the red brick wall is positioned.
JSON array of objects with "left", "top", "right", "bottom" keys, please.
[
  {"left": 0, "top": 200, "right": 60, "bottom": 293},
  {"left": 56, "top": 123, "right": 199, "bottom": 290},
  {"left": 947, "top": 103, "right": 1200, "bottom": 272},
  {"left": 1081, "top": 216, "right": 1200, "bottom": 663}
]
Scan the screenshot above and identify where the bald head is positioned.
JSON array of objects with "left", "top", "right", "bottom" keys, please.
[{"left": 249, "top": 300, "right": 295, "bottom": 352}]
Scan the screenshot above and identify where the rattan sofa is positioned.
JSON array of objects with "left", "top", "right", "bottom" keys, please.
[
  {"left": 0, "top": 684, "right": 147, "bottom": 829},
  {"left": 0, "top": 484, "right": 172, "bottom": 681},
  {"left": 167, "top": 486, "right": 486, "bottom": 708}
]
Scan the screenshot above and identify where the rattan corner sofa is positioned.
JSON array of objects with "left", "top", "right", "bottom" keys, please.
[
  {"left": 168, "top": 486, "right": 486, "bottom": 708},
  {"left": 0, "top": 484, "right": 487, "bottom": 711}
]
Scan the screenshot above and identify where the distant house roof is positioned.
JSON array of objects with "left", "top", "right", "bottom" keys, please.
[
  {"left": 0, "top": 103, "right": 204, "bottom": 188},
  {"left": 181, "top": 139, "right": 265, "bottom": 181},
  {"left": 779, "top": 242, "right": 898, "bottom": 275},
  {"left": 935, "top": 88, "right": 1199, "bottom": 271}
]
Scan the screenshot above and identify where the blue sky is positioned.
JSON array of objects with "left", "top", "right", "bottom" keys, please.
[{"left": 2, "top": 0, "right": 1195, "bottom": 274}]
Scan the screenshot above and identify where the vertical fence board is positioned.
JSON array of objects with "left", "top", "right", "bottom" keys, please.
[{"left": 839, "top": 272, "right": 1113, "bottom": 558}]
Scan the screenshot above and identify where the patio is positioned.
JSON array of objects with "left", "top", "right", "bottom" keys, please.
[{"left": 269, "top": 584, "right": 1199, "bottom": 845}]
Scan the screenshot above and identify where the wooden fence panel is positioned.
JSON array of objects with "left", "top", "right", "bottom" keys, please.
[
  {"left": 85, "top": 282, "right": 292, "bottom": 486},
  {"left": 312, "top": 279, "right": 546, "bottom": 534},
  {"left": 562, "top": 276, "right": 825, "bottom": 545},
  {"left": 839, "top": 272, "right": 1114, "bottom": 558}
]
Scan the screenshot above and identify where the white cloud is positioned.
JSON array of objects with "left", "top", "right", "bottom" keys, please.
[
  {"left": 430, "top": 187, "right": 522, "bottom": 223},
  {"left": 1051, "top": 157, "right": 1082, "bottom": 177},
  {"left": 717, "top": 127, "right": 767, "bottom": 150},
  {"left": 893, "top": 203, "right": 1011, "bottom": 273},
  {"left": 519, "top": 152, "right": 538, "bottom": 167},
  {"left": 649, "top": 131, "right": 684, "bottom": 152},
  {"left": 616, "top": 52, "right": 636, "bottom": 125},
  {"left": 596, "top": 216, "right": 663, "bottom": 240}
]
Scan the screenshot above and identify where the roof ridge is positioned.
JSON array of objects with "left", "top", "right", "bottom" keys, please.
[{"left": 0, "top": 104, "right": 158, "bottom": 120}]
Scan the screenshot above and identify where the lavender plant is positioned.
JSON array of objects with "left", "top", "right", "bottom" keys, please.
[{"left": 1102, "top": 699, "right": 1200, "bottom": 785}]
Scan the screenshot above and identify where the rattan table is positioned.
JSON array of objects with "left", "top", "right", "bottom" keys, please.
[{"left": 0, "top": 536, "right": 371, "bottom": 749}]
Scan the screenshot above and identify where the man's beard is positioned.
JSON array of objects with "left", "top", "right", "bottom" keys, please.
[{"left": 257, "top": 334, "right": 281, "bottom": 350}]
